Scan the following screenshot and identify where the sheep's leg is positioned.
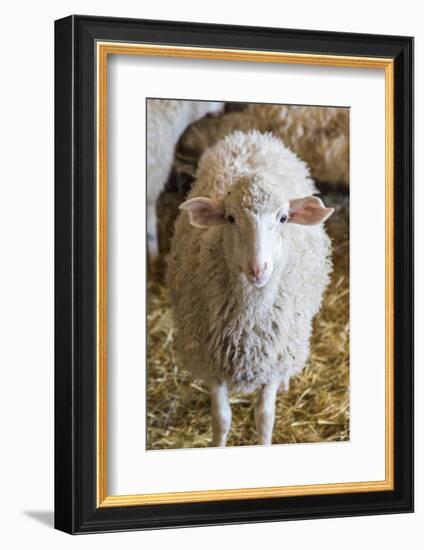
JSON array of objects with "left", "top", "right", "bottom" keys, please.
[
  {"left": 147, "top": 201, "right": 159, "bottom": 264},
  {"left": 255, "top": 381, "right": 279, "bottom": 446},
  {"left": 210, "top": 380, "right": 232, "bottom": 447}
]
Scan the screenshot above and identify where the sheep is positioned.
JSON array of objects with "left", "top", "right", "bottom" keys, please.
[
  {"left": 176, "top": 104, "right": 349, "bottom": 189},
  {"left": 147, "top": 99, "right": 224, "bottom": 263},
  {"left": 167, "top": 130, "right": 334, "bottom": 447}
]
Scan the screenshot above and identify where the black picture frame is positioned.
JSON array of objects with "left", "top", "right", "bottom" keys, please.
[{"left": 55, "top": 14, "right": 414, "bottom": 534}]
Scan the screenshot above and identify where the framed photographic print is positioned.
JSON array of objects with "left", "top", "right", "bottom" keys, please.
[{"left": 54, "top": 15, "right": 414, "bottom": 534}]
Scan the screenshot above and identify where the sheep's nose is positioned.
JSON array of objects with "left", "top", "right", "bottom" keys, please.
[{"left": 248, "top": 261, "right": 268, "bottom": 280}]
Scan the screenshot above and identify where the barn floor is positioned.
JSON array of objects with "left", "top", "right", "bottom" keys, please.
[{"left": 146, "top": 188, "right": 350, "bottom": 450}]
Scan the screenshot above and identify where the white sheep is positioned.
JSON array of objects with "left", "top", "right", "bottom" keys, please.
[
  {"left": 167, "top": 130, "right": 334, "bottom": 446},
  {"left": 147, "top": 99, "right": 224, "bottom": 262}
]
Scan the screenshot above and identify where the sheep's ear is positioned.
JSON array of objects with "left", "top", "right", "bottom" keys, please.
[
  {"left": 288, "top": 196, "right": 334, "bottom": 225},
  {"left": 179, "top": 197, "right": 226, "bottom": 228}
]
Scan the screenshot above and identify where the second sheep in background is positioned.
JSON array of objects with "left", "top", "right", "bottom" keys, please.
[
  {"left": 177, "top": 103, "right": 349, "bottom": 189},
  {"left": 147, "top": 99, "right": 224, "bottom": 263}
]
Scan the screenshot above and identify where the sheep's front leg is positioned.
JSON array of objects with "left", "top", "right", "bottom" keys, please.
[
  {"left": 255, "top": 381, "right": 279, "bottom": 445},
  {"left": 210, "top": 380, "right": 232, "bottom": 447},
  {"left": 147, "top": 201, "right": 159, "bottom": 264}
]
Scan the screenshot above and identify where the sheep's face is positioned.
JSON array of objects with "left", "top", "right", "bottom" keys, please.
[
  {"left": 180, "top": 183, "right": 334, "bottom": 288},
  {"left": 222, "top": 205, "right": 289, "bottom": 287}
]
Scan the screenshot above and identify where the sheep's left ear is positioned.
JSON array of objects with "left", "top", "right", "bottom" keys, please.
[
  {"left": 288, "top": 196, "right": 334, "bottom": 225},
  {"left": 179, "top": 197, "right": 226, "bottom": 228}
]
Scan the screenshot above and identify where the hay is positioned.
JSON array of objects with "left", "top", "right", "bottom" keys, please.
[{"left": 146, "top": 190, "right": 349, "bottom": 450}]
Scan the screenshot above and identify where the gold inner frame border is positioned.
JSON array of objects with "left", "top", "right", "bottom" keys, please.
[{"left": 96, "top": 42, "right": 394, "bottom": 508}]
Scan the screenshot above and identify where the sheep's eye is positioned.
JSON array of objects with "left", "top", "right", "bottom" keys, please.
[
  {"left": 227, "top": 215, "right": 236, "bottom": 224},
  {"left": 279, "top": 215, "right": 287, "bottom": 224}
]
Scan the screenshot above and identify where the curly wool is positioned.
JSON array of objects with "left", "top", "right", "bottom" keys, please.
[
  {"left": 147, "top": 99, "right": 223, "bottom": 205},
  {"left": 167, "top": 131, "right": 333, "bottom": 394},
  {"left": 178, "top": 104, "right": 349, "bottom": 187}
]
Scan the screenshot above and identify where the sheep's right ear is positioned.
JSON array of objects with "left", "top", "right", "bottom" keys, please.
[
  {"left": 288, "top": 196, "right": 334, "bottom": 225},
  {"left": 179, "top": 197, "right": 226, "bottom": 228}
]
